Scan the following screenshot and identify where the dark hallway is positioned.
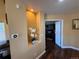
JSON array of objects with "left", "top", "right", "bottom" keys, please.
[{"left": 45, "top": 21, "right": 55, "bottom": 51}]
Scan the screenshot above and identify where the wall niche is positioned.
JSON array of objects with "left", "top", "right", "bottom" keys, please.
[{"left": 26, "top": 9, "right": 40, "bottom": 47}]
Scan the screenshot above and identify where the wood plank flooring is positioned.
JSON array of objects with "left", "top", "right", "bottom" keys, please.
[{"left": 40, "top": 39, "right": 79, "bottom": 59}]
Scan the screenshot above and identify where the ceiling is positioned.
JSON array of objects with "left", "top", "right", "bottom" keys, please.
[{"left": 22, "top": 0, "right": 79, "bottom": 14}]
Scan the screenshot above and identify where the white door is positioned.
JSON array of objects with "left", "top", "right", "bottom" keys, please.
[{"left": 55, "top": 21, "right": 61, "bottom": 47}]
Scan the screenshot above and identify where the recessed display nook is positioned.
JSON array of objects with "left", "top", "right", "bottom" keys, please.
[{"left": 26, "top": 9, "right": 41, "bottom": 47}]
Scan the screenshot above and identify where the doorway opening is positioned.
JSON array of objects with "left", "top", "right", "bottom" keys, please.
[
  {"left": 45, "top": 19, "right": 63, "bottom": 51},
  {"left": 45, "top": 21, "right": 55, "bottom": 50}
]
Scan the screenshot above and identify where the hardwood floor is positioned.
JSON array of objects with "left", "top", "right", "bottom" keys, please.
[{"left": 40, "top": 39, "right": 79, "bottom": 59}]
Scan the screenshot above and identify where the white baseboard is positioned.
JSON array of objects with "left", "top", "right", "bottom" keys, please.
[
  {"left": 62, "top": 46, "right": 79, "bottom": 51},
  {"left": 36, "top": 50, "right": 46, "bottom": 59}
]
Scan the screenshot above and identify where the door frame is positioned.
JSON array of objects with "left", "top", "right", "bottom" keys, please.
[{"left": 44, "top": 19, "right": 63, "bottom": 47}]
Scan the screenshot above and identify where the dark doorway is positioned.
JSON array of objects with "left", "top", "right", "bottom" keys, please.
[{"left": 45, "top": 21, "right": 55, "bottom": 51}]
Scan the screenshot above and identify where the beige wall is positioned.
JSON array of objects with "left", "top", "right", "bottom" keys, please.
[
  {"left": 5, "top": 0, "right": 45, "bottom": 59},
  {"left": 47, "top": 13, "right": 79, "bottom": 48}
]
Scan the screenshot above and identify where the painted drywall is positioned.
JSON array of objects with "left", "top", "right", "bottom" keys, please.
[
  {"left": 47, "top": 13, "right": 79, "bottom": 48},
  {"left": 5, "top": 0, "right": 45, "bottom": 59}
]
